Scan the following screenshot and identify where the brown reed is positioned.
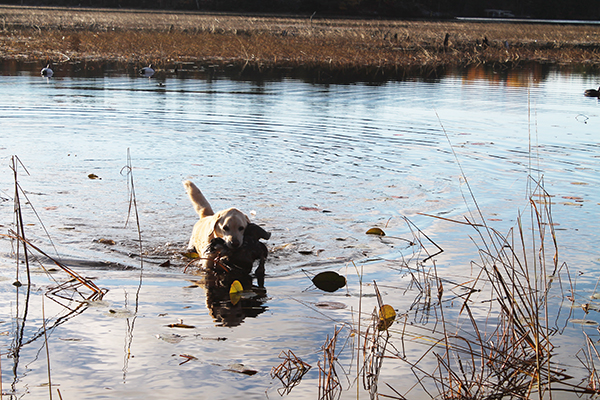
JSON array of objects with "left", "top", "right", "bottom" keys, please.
[
  {"left": 270, "top": 350, "right": 312, "bottom": 395},
  {"left": 2, "top": 5, "right": 600, "bottom": 75},
  {"left": 318, "top": 326, "right": 344, "bottom": 400}
]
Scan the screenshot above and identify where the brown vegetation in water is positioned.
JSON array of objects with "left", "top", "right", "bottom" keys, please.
[{"left": 2, "top": 5, "right": 600, "bottom": 75}]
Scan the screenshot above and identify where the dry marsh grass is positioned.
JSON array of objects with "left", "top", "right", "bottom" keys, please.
[{"left": 2, "top": 5, "right": 600, "bottom": 75}]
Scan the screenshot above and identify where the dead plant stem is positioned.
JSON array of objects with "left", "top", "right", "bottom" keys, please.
[{"left": 42, "top": 296, "right": 52, "bottom": 400}]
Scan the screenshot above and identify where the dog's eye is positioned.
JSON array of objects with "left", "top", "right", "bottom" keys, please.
[
  {"left": 223, "top": 225, "right": 230, "bottom": 232},
  {"left": 238, "top": 226, "right": 244, "bottom": 232}
]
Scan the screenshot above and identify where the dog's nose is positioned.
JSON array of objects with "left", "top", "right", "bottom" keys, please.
[{"left": 231, "top": 239, "right": 242, "bottom": 248}]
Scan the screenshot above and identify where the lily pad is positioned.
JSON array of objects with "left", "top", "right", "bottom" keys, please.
[{"left": 312, "top": 271, "right": 346, "bottom": 293}]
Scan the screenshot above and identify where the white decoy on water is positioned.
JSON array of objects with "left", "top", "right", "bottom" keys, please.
[
  {"left": 139, "top": 64, "right": 155, "bottom": 78},
  {"left": 41, "top": 64, "right": 53, "bottom": 78}
]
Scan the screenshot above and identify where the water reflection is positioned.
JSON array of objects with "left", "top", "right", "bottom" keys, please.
[
  {"left": 191, "top": 270, "right": 268, "bottom": 327},
  {"left": 3, "top": 58, "right": 600, "bottom": 85}
]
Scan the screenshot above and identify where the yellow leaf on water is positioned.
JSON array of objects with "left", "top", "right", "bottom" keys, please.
[
  {"left": 230, "top": 280, "right": 244, "bottom": 305},
  {"left": 377, "top": 304, "right": 396, "bottom": 331},
  {"left": 366, "top": 227, "right": 386, "bottom": 236},
  {"left": 230, "top": 280, "right": 243, "bottom": 294}
]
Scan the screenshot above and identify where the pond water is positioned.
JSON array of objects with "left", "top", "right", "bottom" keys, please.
[{"left": 0, "top": 62, "right": 599, "bottom": 399}]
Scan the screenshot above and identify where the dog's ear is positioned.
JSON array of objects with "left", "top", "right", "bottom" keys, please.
[{"left": 209, "top": 212, "right": 225, "bottom": 238}]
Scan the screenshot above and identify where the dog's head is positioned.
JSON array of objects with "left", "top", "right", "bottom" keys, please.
[{"left": 212, "top": 208, "right": 250, "bottom": 249}]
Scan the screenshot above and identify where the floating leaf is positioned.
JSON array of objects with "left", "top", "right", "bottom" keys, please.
[
  {"left": 97, "top": 238, "right": 116, "bottom": 245},
  {"left": 366, "top": 227, "right": 386, "bottom": 236},
  {"left": 230, "top": 280, "right": 244, "bottom": 305},
  {"left": 88, "top": 173, "right": 100, "bottom": 179},
  {"left": 230, "top": 280, "right": 243, "bottom": 294},
  {"left": 312, "top": 271, "right": 346, "bottom": 293},
  {"left": 377, "top": 304, "right": 396, "bottom": 331}
]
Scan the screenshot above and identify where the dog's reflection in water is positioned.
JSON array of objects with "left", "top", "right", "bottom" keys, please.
[
  {"left": 188, "top": 222, "right": 271, "bottom": 327},
  {"left": 200, "top": 268, "right": 268, "bottom": 327}
]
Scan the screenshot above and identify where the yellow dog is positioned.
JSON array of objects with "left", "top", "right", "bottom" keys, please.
[{"left": 183, "top": 181, "right": 250, "bottom": 261}]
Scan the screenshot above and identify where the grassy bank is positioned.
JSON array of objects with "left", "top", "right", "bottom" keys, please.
[{"left": 2, "top": 5, "right": 600, "bottom": 76}]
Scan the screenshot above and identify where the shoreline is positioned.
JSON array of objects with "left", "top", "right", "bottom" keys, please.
[{"left": 2, "top": 6, "right": 600, "bottom": 78}]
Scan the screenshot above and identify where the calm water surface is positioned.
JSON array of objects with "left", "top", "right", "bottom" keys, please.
[{"left": 0, "top": 64, "right": 599, "bottom": 399}]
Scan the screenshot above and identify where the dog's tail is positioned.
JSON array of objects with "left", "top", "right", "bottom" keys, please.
[{"left": 183, "top": 180, "right": 214, "bottom": 218}]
